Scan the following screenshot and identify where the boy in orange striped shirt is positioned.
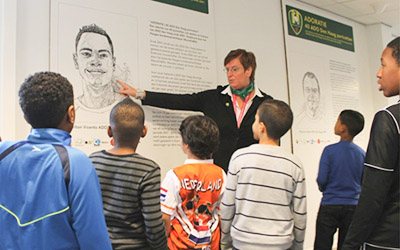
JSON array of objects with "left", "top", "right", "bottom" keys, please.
[{"left": 161, "top": 115, "right": 226, "bottom": 250}]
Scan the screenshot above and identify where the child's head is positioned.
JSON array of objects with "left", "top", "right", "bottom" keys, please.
[
  {"left": 179, "top": 115, "right": 219, "bottom": 160},
  {"left": 335, "top": 110, "right": 364, "bottom": 138},
  {"left": 253, "top": 99, "right": 293, "bottom": 141},
  {"left": 18, "top": 72, "right": 74, "bottom": 130},
  {"left": 109, "top": 98, "right": 145, "bottom": 146}
]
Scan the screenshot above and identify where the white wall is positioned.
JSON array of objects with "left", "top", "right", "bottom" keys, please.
[
  {"left": 0, "top": 0, "right": 51, "bottom": 140},
  {"left": 0, "top": 0, "right": 397, "bottom": 249},
  {"left": 0, "top": 0, "right": 18, "bottom": 141},
  {"left": 0, "top": 0, "right": 4, "bottom": 137},
  {"left": 214, "top": 0, "right": 292, "bottom": 149},
  {"left": 14, "top": 0, "right": 50, "bottom": 140}
]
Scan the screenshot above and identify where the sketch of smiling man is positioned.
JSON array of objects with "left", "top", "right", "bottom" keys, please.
[
  {"left": 302, "top": 71, "right": 322, "bottom": 120},
  {"left": 73, "top": 24, "right": 123, "bottom": 111},
  {"left": 294, "top": 71, "right": 328, "bottom": 132}
]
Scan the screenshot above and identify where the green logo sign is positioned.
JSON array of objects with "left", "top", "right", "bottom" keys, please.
[
  {"left": 286, "top": 5, "right": 355, "bottom": 52},
  {"left": 288, "top": 9, "right": 303, "bottom": 35},
  {"left": 153, "top": 0, "right": 209, "bottom": 14}
]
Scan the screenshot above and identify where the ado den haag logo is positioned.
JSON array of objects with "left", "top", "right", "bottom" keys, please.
[{"left": 288, "top": 8, "right": 303, "bottom": 35}]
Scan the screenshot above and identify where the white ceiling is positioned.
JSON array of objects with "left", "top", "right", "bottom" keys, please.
[{"left": 297, "top": 0, "right": 400, "bottom": 36}]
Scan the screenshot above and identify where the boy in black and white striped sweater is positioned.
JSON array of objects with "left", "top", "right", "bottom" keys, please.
[{"left": 90, "top": 98, "right": 167, "bottom": 250}]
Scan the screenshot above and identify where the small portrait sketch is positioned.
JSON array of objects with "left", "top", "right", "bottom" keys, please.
[
  {"left": 295, "top": 71, "right": 327, "bottom": 130},
  {"left": 73, "top": 24, "right": 130, "bottom": 115}
]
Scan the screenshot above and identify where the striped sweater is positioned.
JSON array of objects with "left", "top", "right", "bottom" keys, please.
[
  {"left": 220, "top": 144, "right": 307, "bottom": 250},
  {"left": 90, "top": 150, "right": 167, "bottom": 250}
]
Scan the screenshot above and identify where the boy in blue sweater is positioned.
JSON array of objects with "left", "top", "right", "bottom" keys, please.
[{"left": 314, "top": 109, "right": 365, "bottom": 250}]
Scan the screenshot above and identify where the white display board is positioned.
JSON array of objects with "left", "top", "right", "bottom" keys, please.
[
  {"left": 282, "top": 0, "right": 367, "bottom": 248},
  {"left": 50, "top": 0, "right": 217, "bottom": 177}
]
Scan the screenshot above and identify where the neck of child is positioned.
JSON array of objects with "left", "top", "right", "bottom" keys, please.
[
  {"left": 187, "top": 156, "right": 204, "bottom": 160},
  {"left": 107, "top": 145, "right": 137, "bottom": 155},
  {"left": 259, "top": 136, "right": 279, "bottom": 146},
  {"left": 340, "top": 134, "right": 353, "bottom": 142},
  {"left": 186, "top": 151, "right": 204, "bottom": 160}
]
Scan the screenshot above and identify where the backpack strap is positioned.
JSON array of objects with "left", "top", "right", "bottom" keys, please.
[
  {"left": 52, "top": 144, "right": 70, "bottom": 192},
  {"left": 0, "top": 141, "right": 27, "bottom": 161}
]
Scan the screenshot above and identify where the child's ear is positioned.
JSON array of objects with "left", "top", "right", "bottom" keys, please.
[
  {"left": 141, "top": 125, "right": 148, "bottom": 138},
  {"left": 180, "top": 140, "right": 190, "bottom": 155},
  {"left": 260, "top": 122, "right": 267, "bottom": 133},
  {"left": 341, "top": 124, "right": 348, "bottom": 133},
  {"left": 107, "top": 126, "right": 113, "bottom": 138},
  {"left": 67, "top": 105, "right": 75, "bottom": 124}
]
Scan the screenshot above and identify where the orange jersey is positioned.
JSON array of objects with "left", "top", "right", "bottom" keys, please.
[{"left": 161, "top": 160, "right": 226, "bottom": 250}]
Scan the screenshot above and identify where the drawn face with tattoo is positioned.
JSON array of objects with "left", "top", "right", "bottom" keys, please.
[{"left": 73, "top": 32, "right": 116, "bottom": 90}]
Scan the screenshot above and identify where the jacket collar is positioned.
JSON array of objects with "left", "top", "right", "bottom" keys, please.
[{"left": 27, "top": 128, "right": 71, "bottom": 146}]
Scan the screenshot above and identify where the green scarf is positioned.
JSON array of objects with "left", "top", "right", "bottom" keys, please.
[{"left": 231, "top": 82, "right": 254, "bottom": 100}]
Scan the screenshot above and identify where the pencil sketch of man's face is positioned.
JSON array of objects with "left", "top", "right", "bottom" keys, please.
[
  {"left": 73, "top": 32, "right": 115, "bottom": 89},
  {"left": 303, "top": 75, "right": 320, "bottom": 115}
]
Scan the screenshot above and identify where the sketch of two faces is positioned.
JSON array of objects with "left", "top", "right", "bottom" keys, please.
[{"left": 73, "top": 24, "right": 124, "bottom": 111}]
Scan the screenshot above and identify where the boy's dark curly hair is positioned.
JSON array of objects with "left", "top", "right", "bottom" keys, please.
[
  {"left": 19, "top": 71, "right": 74, "bottom": 128},
  {"left": 179, "top": 115, "right": 219, "bottom": 160}
]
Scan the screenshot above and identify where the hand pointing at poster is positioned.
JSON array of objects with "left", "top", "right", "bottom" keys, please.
[
  {"left": 117, "top": 80, "right": 144, "bottom": 99},
  {"left": 116, "top": 49, "right": 273, "bottom": 172}
]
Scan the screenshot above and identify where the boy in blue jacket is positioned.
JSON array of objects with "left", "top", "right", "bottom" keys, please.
[
  {"left": 0, "top": 72, "right": 112, "bottom": 250},
  {"left": 314, "top": 109, "right": 365, "bottom": 250}
]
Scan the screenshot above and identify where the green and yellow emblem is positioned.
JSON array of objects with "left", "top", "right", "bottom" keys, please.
[{"left": 288, "top": 9, "right": 303, "bottom": 35}]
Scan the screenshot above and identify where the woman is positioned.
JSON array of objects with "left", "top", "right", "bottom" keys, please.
[{"left": 118, "top": 49, "right": 273, "bottom": 172}]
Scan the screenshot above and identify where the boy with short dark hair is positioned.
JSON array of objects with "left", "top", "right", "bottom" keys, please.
[
  {"left": 161, "top": 115, "right": 226, "bottom": 250},
  {"left": 0, "top": 71, "right": 112, "bottom": 249},
  {"left": 90, "top": 98, "right": 167, "bottom": 249},
  {"left": 220, "top": 99, "right": 307, "bottom": 250},
  {"left": 314, "top": 109, "right": 365, "bottom": 250}
]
